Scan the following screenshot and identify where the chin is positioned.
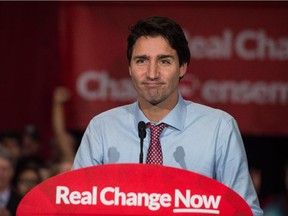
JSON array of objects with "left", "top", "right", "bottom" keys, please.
[{"left": 147, "top": 96, "right": 165, "bottom": 106}]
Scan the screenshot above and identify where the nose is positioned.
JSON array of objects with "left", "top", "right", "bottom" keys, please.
[{"left": 146, "top": 61, "right": 159, "bottom": 80}]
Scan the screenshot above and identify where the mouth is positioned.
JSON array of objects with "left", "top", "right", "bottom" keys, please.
[{"left": 143, "top": 81, "right": 163, "bottom": 88}]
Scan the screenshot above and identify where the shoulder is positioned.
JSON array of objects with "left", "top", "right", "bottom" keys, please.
[
  {"left": 185, "top": 100, "right": 235, "bottom": 124},
  {"left": 89, "top": 102, "right": 137, "bottom": 126}
]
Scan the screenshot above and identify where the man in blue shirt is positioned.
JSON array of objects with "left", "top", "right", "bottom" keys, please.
[{"left": 72, "top": 16, "right": 263, "bottom": 215}]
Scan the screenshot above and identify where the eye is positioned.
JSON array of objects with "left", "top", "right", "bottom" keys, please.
[
  {"left": 136, "top": 59, "right": 145, "bottom": 64},
  {"left": 134, "top": 56, "right": 148, "bottom": 65},
  {"left": 159, "top": 59, "right": 171, "bottom": 64}
]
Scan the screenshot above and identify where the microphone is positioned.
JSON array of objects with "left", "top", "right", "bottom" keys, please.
[{"left": 138, "top": 121, "right": 146, "bottom": 163}]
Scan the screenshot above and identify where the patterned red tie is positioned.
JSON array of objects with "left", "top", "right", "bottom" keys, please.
[{"left": 146, "top": 123, "right": 166, "bottom": 165}]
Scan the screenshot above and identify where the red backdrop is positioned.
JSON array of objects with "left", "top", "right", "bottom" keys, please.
[
  {"left": 1, "top": 2, "right": 288, "bottom": 154},
  {"left": 60, "top": 2, "right": 288, "bottom": 135}
]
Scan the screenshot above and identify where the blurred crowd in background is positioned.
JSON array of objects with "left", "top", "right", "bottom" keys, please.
[
  {"left": 0, "top": 87, "right": 287, "bottom": 216},
  {"left": 0, "top": 87, "right": 82, "bottom": 216}
]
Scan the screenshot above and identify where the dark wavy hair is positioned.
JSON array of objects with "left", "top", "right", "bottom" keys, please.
[{"left": 127, "top": 16, "right": 190, "bottom": 67}]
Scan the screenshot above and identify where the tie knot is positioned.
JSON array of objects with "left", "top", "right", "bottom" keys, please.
[
  {"left": 147, "top": 122, "right": 166, "bottom": 131},
  {"left": 147, "top": 123, "right": 166, "bottom": 140}
]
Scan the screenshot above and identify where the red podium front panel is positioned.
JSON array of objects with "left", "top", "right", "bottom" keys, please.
[{"left": 17, "top": 164, "right": 252, "bottom": 215}]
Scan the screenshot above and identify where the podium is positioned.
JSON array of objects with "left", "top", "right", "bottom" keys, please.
[{"left": 17, "top": 164, "right": 252, "bottom": 215}]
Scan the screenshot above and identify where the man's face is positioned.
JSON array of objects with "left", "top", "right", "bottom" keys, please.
[
  {"left": 0, "top": 157, "right": 14, "bottom": 191},
  {"left": 129, "top": 36, "right": 187, "bottom": 109}
]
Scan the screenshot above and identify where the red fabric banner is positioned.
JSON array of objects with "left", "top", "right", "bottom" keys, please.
[{"left": 59, "top": 2, "right": 288, "bottom": 135}]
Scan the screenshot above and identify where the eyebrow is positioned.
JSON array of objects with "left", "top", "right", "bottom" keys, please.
[
  {"left": 157, "top": 54, "right": 175, "bottom": 60},
  {"left": 133, "top": 54, "right": 175, "bottom": 60},
  {"left": 133, "top": 55, "right": 149, "bottom": 61}
]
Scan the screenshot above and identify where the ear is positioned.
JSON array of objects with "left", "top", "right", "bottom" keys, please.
[
  {"left": 179, "top": 63, "right": 187, "bottom": 79},
  {"left": 129, "top": 66, "right": 132, "bottom": 76}
]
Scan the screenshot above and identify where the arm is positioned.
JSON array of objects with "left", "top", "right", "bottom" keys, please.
[
  {"left": 52, "top": 87, "right": 75, "bottom": 162},
  {"left": 216, "top": 118, "right": 263, "bottom": 216}
]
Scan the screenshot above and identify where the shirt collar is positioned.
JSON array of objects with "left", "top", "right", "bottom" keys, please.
[{"left": 134, "top": 93, "right": 187, "bottom": 131}]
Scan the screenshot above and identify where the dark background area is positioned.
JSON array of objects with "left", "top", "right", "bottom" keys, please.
[{"left": 243, "top": 136, "right": 287, "bottom": 200}]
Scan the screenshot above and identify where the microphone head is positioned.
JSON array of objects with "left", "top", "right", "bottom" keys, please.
[{"left": 138, "top": 121, "right": 146, "bottom": 139}]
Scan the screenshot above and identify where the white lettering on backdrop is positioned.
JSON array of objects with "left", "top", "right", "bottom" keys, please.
[
  {"left": 76, "top": 28, "right": 288, "bottom": 104},
  {"left": 187, "top": 29, "right": 288, "bottom": 60},
  {"left": 76, "top": 71, "right": 288, "bottom": 105}
]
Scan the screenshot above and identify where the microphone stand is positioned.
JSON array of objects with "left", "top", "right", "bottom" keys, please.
[
  {"left": 138, "top": 121, "right": 146, "bottom": 164},
  {"left": 139, "top": 137, "right": 144, "bottom": 163}
]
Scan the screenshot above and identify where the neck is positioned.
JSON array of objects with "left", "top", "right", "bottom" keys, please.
[{"left": 139, "top": 94, "right": 179, "bottom": 122}]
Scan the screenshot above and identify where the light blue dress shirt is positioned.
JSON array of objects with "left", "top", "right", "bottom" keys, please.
[{"left": 72, "top": 93, "right": 263, "bottom": 215}]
